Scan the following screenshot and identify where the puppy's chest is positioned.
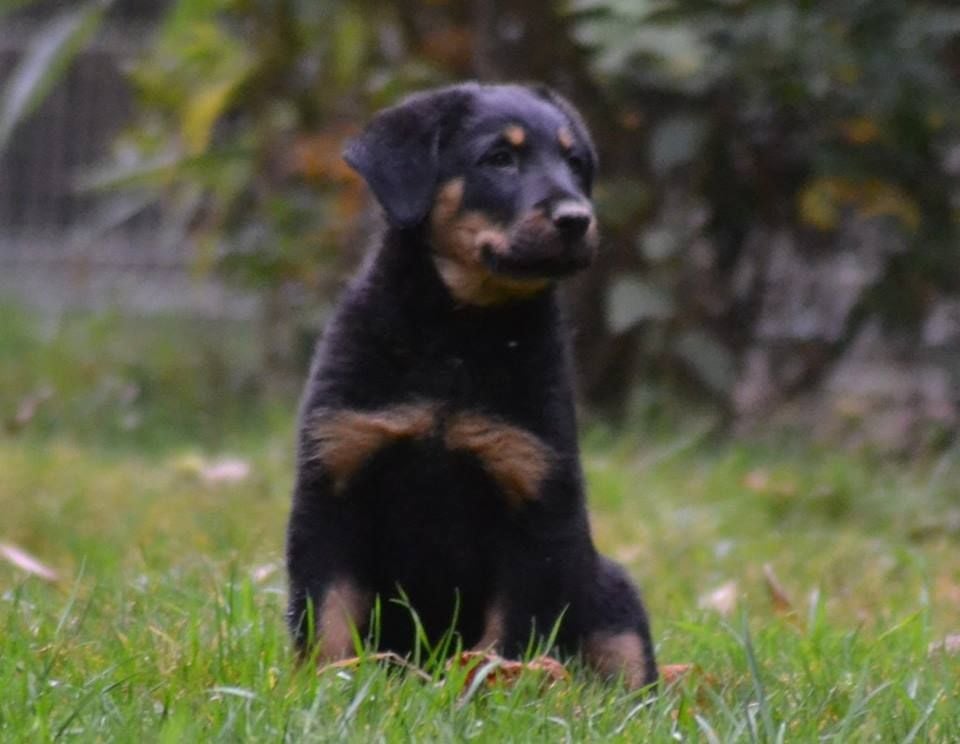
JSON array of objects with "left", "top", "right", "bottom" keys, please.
[
  {"left": 308, "top": 397, "right": 555, "bottom": 510},
  {"left": 398, "top": 332, "right": 539, "bottom": 400}
]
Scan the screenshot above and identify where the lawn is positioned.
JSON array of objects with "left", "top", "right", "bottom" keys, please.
[{"left": 2, "top": 308, "right": 959, "bottom": 741}]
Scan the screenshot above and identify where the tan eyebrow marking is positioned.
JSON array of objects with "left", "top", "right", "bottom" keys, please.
[
  {"left": 504, "top": 125, "right": 526, "bottom": 147},
  {"left": 557, "top": 127, "right": 574, "bottom": 150}
]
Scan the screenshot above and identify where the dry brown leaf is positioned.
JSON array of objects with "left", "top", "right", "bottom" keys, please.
[
  {"left": 742, "top": 469, "right": 797, "bottom": 497},
  {"left": 928, "top": 635, "right": 960, "bottom": 657},
  {"left": 763, "top": 563, "right": 794, "bottom": 613},
  {"left": 319, "top": 652, "right": 431, "bottom": 681},
  {"left": 699, "top": 580, "right": 738, "bottom": 616},
  {"left": 661, "top": 663, "right": 694, "bottom": 684},
  {"left": 250, "top": 563, "right": 279, "bottom": 583},
  {"left": 452, "top": 651, "right": 569, "bottom": 691},
  {"left": 6, "top": 387, "right": 54, "bottom": 432},
  {"left": 742, "top": 469, "right": 770, "bottom": 493},
  {"left": 0, "top": 541, "right": 58, "bottom": 582},
  {"left": 934, "top": 575, "right": 960, "bottom": 605},
  {"left": 199, "top": 457, "right": 251, "bottom": 485}
]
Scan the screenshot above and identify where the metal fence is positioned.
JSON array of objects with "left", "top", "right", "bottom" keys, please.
[{"left": 0, "top": 4, "right": 257, "bottom": 319}]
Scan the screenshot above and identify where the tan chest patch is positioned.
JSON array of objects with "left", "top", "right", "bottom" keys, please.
[
  {"left": 308, "top": 404, "right": 553, "bottom": 505},
  {"left": 309, "top": 404, "right": 437, "bottom": 491},
  {"left": 444, "top": 413, "right": 553, "bottom": 506}
]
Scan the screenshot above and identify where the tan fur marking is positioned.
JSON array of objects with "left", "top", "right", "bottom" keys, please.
[
  {"left": 310, "top": 405, "right": 436, "bottom": 490},
  {"left": 474, "top": 228, "right": 511, "bottom": 257},
  {"left": 445, "top": 414, "right": 553, "bottom": 506},
  {"left": 473, "top": 602, "right": 505, "bottom": 651},
  {"left": 583, "top": 631, "right": 649, "bottom": 689},
  {"left": 504, "top": 125, "right": 526, "bottom": 147},
  {"left": 557, "top": 127, "right": 574, "bottom": 150},
  {"left": 432, "top": 178, "right": 465, "bottom": 227},
  {"left": 317, "top": 580, "right": 372, "bottom": 661},
  {"left": 430, "top": 179, "right": 549, "bottom": 306}
]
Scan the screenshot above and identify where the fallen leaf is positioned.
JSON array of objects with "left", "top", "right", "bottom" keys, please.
[
  {"left": 6, "top": 386, "right": 54, "bottom": 432},
  {"left": 742, "top": 468, "right": 770, "bottom": 493},
  {"left": 319, "top": 652, "right": 432, "bottom": 681},
  {"left": 928, "top": 635, "right": 960, "bottom": 657},
  {"left": 615, "top": 544, "right": 645, "bottom": 564},
  {"left": 699, "top": 580, "right": 738, "bottom": 616},
  {"left": 661, "top": 663, "right": 694, "bottom": 684},
  {"left": 763, "top": 563, "right": 794, "bottom": 613},
  {"left": 452, "top": 651, "right": 569, "bottom": 691},
  {"left": 0, "top": 541, "right": 58, "bottom": 582},
  {"left": 200, "top": 457, "right": 251, "bottom": 485},
  {"left": 742, "top": 469, "right": 797, "bottom": 497},
  {"left": 250, "top": 563, "right": 278, "bottom": 583}
]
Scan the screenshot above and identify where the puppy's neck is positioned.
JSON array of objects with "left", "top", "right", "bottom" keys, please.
[{"left": 375, "top": 226, "right": 561, "bottom": 324}]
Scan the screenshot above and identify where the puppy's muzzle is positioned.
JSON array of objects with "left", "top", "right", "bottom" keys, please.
[
  {"left": 550, "top": 200, "right": 593, "bottom": 241},
  {"left": 480, "top": 199, "right": 597, "bottom": 279}
]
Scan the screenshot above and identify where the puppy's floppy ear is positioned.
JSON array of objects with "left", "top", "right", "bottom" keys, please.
[{"left": 343, "top": 86, "right": 473, "bottom": 228}]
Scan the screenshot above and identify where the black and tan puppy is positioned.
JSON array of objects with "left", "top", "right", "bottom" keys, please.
[{"left": 286, "top": 82, "right": 657, "bottom": 688}]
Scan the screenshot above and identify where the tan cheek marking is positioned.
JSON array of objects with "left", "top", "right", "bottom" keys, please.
[
  {"left": 433, "top": 178, "right": 465, "bottom": 224},
  {"left": 504, "top": 125, "right": 526, "bottom": 147},
  {"left": 474, "top": 228, "right": 510, "bottom": 257},
  {"left": 557, "top": 127, "right": 574, "bottom": 150},
  {"left": 583, "top": 631, "right": 651, "bottom": 690},
  {"left": 309, "top": 405, "right": 437, "bottom": 490},
  {"left": 430, "top": 178, "right": 550, "bottom": 306},
  {"left": 317, "top": 580, "right": 372, "bottom": 662},
  {"left": 445, "top": 414, "right": 553, "bottom": 507}
]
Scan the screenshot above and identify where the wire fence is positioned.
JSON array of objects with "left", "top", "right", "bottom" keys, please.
[{"left": 0, "top": 7, "right": 257, "bottom": 319}]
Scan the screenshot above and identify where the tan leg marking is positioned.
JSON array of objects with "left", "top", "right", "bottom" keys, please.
[
  {"left": 430, "top": 179, "right": 549, "bottom": 306},
  {"left": 309, "top": 404, "right": 436, "bottom": 490},
  {"left": 445, "top": 413, "right": 553, "bottom": 507},
  {"left": 583, "top": 631, "right": 650, "bottom": 690},
  {"left": 473, "top": 601, "right": 505, "bottom": 651},
  {"left": 317, "top": 580, "right": 372, "bottom": 662}
]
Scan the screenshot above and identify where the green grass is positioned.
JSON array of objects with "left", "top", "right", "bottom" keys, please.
[{"left": 2, "top": 308, "right": 960, "bottom": 740}]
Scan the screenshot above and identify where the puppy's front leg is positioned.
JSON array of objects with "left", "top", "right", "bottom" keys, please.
[
  {"left": 581, "top": 557, "right": 658, "bottom": 689},
  {"left": 286, "top": 471, "right": 373, "bottom": 663}
]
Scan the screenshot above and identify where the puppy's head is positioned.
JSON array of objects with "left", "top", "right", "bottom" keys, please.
[{"left": 344, "top": 83, "right": 598, "bottom": 305}]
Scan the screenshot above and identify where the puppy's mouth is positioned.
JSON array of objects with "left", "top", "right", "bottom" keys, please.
[{"left": 478, "top": 211, "right": 598, "bottom": 280}]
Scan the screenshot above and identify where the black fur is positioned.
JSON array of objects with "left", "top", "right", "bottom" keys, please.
[{"left": 286, "top": 82, "right": 656, "bottom": 686}]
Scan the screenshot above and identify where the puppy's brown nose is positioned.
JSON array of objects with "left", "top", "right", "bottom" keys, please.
[{"left": 551, "top": 201, "right": 593, "bottom": 240}]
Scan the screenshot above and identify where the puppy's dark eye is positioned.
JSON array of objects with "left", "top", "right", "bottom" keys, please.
[
  {"left": 481, "top": 150, "right": 518, "bottom": 170},
  {"left": 567, "top": 154, "right": 586, "bottom": 176}
]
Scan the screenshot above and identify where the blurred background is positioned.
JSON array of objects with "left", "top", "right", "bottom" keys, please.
[
  {"left": 2, "top": 0, "right": 959, "bottom": 453},
  {"left": 3, "top": 7, "right": 960, "bottom": 735}
]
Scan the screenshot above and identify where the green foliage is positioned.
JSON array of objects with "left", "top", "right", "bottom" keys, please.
[
  {"left": 93, "top": 0, "right": 449, "bottom": 293},
  {"left": 0, "top": 0, "right": 113, "bottom": 152},
  {"left": 3, "top": 391, "right": 960, "bottom": 738},
  {"left": 64, "top": 0, "right": 960, "bottom": 428},
  {"left": 0, "top": 306, "right": 277, "bottom": 452},
  {"left": 573, "top": 0, "right": 960, "bottom": 402}
]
